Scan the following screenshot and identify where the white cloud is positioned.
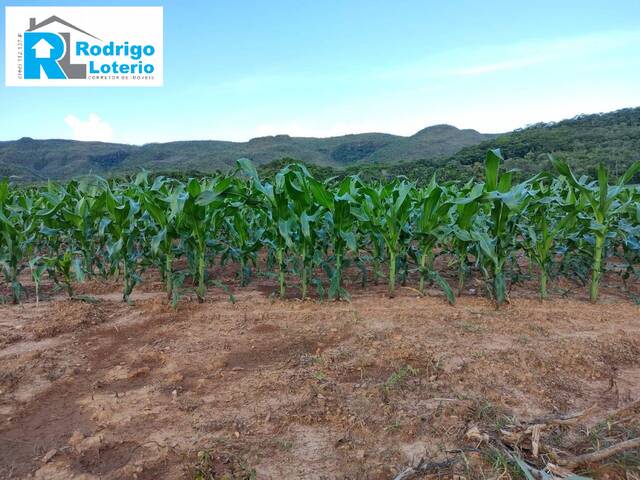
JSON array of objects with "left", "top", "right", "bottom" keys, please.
[
  {"left": 451, "top": 56, "right": 547, "bottom": 76},
  {"left": 64, "top": 113, "right": 114, "bottom": 142}
]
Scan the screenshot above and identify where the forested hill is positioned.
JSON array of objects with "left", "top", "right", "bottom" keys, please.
[
  {"left": 2, "top": 107, "right": 639, "bottom": 183},
  {"left": 0, "top": 125, "right": 490, "bottom": 182},
  {"left": 358, "top": 107, "right": 640, "bottom": 182}
]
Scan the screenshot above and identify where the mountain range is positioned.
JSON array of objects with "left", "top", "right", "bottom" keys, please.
[
  {"left": 1, "top": 106, "right": 639, "bottom": 182},
  {"left": 0, "top": 124, "right": 491, "bottom": 181}
]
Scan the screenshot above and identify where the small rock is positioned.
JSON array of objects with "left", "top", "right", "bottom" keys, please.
[
  {"left": 68, "top": 430, "right": 84, "bottom": 448},
  {"left": 210, "top": 359, "right": 227, "bottom": 369},
  {"left": 127, "top": 367, "right": 150, "bottom": 379},
  {"left": 356, "top": 449, "right": 365, "bottom": 459},
  {"left": 77, "top": 434, "right": 103, "bottom": 454},
  {"left": 42, "top": 449, "right": 57, "bottom": 463}
]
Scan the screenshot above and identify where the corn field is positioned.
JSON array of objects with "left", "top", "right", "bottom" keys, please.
[{"left": 1, "top": 150, "right": 639, "bottom": 307}]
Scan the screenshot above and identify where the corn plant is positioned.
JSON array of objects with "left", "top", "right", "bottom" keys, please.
[
  {"left": 616, "top": 187, "right": 640, "bottom": 289},
  {"left": 173, "top": 176, "right": 234, "bottom": 302},
  {"left": 102, "top": 182, "right": 144, "bottom": 302},
  {"left": 309, "top": 176, "right": 359, "bottom": 300},
  {"left": 477, "top": 150, "right": 534, "bottom": 306},
  {"left": 449, "top": 180, "right": 484, "bottom": 294},
  {"left": 140, "top": 175, "right": 182, "bottom": 298},
  {"left": 413, "top": 175, "right": 455, "bottom": 303},
  {"left": 551, "top": 156, "right": 640, "bottom": 302},
  {"left": 37, "top": 184, "right": 85, "bottom": 297},
  {"left": 358, "top": 180, "right": 413, "bottom": 297},
  {"left": 28, "top": 256, "right": 46, "bottom": 304},
  {"left": 60, "top": 179, "right": 106, "bottom": 278},
  {"left": 223, "top": 206, "right": 265, "bottom": 287},
  {"left": 273, "top": 164, "right": 324, "bottom": 299},
  {"left": 0, "top": 181, "right": 39, "bottom": 303},
  {"left": 519, "top": 179, "right": 575, "bottom": 299},
  {"left": 239, "top": 159, "right": 289, "bottom": 298}
]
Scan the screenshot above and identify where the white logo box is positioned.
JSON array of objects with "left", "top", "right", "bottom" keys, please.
[{"left": 5, "top": 6, "right": 163, "bottom": 87}]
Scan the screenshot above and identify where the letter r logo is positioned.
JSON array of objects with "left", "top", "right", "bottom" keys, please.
[{"left": 24, "top": 32, "right": 66, "bottom": 79}]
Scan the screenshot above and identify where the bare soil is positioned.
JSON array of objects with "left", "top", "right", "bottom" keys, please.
[{"left": 1, "top": 270, "right": 639, "bottom": 479}]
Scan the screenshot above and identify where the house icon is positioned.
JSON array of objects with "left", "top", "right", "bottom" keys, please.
[
  {"left": 24, "top": 15, "right": 100, "bottom": 79},
  {"left": 32, "top": 38, "right": 54, "bottom": 58}
]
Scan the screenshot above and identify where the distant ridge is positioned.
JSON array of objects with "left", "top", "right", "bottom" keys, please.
[
  {"left": 0, "top": 125, "right": 492, "bottom": 181},
  {"left": 2, "top": 107, "right": 639, "bottom": 182}
]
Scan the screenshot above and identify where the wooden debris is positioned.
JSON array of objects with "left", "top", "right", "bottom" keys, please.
[
  {"left": 606, "top": 398, "right": 640, "bottom": 420},
  {"left": 559, "top": 436, "right": 640, "bottom": 469},
  {"left": 392, "top": 457, "right": 460, "bottom": 480}
]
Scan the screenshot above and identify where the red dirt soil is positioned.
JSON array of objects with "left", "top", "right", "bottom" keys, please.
[{"left": 1, "top": 271, "right": 639, "bottom": 479}]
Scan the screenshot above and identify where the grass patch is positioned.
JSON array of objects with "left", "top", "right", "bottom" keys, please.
[
  {"left": 190, "top": 450, "right": 256, "bottom": 480},
  {"left": 483, "top": 447, "right": 527, "bottom": 480},
  {"left": 455, "top": 320, "right": 483, "bottom": 334},
  {"left": 383, "top": 364, "right": 418, "bottom": 392}
]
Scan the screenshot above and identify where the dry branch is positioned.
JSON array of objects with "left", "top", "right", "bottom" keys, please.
[
  {"left": 392, "top": 457, "right": 459, "bottom": 480},
  {"left": 607, "top": 398, "right": 640, "bottom": 420},
  {"left": 527, "top": 404, "right": 596, "bottom": 427},
  {"left": 559, "top": 436, "right": 640, "bottom": 468},
  {"left": 393, "top": 400, "right": 640, "bottom": 479}
]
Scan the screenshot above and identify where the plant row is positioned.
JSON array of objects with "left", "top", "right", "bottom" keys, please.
[{"left": 1, "top": 150, "right": 639, "bottom": 307}]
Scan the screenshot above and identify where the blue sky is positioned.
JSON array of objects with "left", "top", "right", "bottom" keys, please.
[{"left": 1, "top": 0, "right": 640, "bottom": 144}]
